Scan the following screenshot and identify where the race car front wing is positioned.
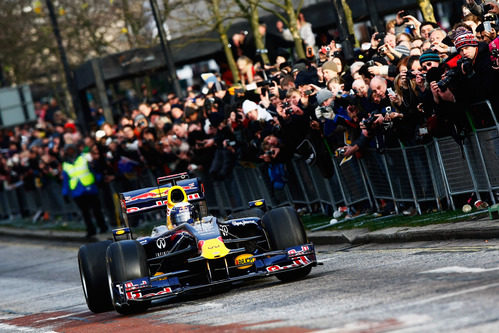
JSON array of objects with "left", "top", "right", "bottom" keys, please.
[{"left": 111, "top": 243, "right": 317, "bottom": 304}]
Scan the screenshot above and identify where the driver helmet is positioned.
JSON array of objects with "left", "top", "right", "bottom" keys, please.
[{"left": 169, "top": 202, "right": 196, "bottom": 227}]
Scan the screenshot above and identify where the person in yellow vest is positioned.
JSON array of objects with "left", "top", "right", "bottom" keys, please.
[{"left": 62, "top": 144, "right": 108, "bottom": 238}]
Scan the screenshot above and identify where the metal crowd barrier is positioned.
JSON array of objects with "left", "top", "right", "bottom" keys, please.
[{"left": 2, "top": 100, "right": 499, "bottom": 222}]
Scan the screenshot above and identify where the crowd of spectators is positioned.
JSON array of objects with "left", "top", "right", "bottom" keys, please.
[{"left": 2, "top": 0, "right": 499, "bottom": 220}]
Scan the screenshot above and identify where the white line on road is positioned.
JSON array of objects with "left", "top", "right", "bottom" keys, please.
[
  {"left": 409, "top": 282, "right": 499, "bottom": 307},
  {"left": 420, "top": 266, "right": 499, "bottom": 274},
  {"left": 0, "top": 323, "right": 57, "bottom": 333},
  {"left": 0, "top": 287, "right": 81, "bottom": 307},
  {"left": 34, "top": 310, "right": 89, "bottom": 323}
]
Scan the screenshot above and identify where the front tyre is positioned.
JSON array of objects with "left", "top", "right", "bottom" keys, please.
[
  {"left": 78, "top": 240, "right": 113, "bottom": 313},
  {"left": 262, "top": 206, "right": 312, "bottom": 282},
  {"left": 106, "top": 240, "right": 150, "bottom": 315}
]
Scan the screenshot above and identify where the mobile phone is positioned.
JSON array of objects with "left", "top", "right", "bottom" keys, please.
[
  {"left": 419, "top": 127, "right": 428, "bottom": 135},
  {"left": 484, "top": 21, "right": 492, "bottom": 32},
  {"left": 306, "top": 46, "right": 314, "bottom": 58},
  {"left": 245, "top": 82, "right": 257, "bottom": 91},
  {"left": 484, "top": 14, "right": 496, "bottom": 32}
]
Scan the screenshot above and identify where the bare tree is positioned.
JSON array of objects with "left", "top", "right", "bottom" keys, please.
[
  {"left": 233, "top": 0, "right": 269, "bottom": 64},
  {"left": 257, "top": 0, "right": 305, "bottom": 59},
  {"left": 170, "top": 0, "right": 243, "bottom": 83}
]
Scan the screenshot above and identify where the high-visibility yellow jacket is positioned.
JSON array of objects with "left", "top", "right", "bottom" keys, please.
[{"left": 62, "top": 155, "right": 95, "bottom": 190}]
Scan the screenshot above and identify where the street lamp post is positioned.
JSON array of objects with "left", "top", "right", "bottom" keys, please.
[
  {"left": 330, "top": 0, "right": 354, "bottom": 61},
  {"left": 149, "top": 0, "right": 182, "bottom": 97},
  {"left": 45, "top": 0, "right": 87, "bottom": 133},
  {"left": 364, "top": 0, "right": 383, "bottom": 33}
]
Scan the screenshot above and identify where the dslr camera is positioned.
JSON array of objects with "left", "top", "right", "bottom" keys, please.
[
  {"left": 374, "top": 32, "right": 386, "bottom": 42},
  {"left": 335, "top": 147, "right": 347, "bottom": 157},
  {"left": 378, "top": 44, "right": 387, "bottom": 55},
  {"left": 282, "top": 102, "right": 293, "bottom": 115},
  {"left": 437, "top": 57, "right": 474, "bottom": 92}
]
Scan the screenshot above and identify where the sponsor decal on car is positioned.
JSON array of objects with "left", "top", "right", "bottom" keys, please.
[
  {"left": 124, "top": 280, "right": 148, "bottom": 291},
  {"left": 155, "top": 251, "right": 168, "bottom": 257},
  {"left": 287, "top": 245, "right": 311, "bottom": 257},
  {"left": 231, "top": 219, "right": 258, "bottom": 227},
  {"left": 126, "top": 188, "right": 170, "bottom": 202},
  {"left": 219, "top": 225, "right": 229, "bottom": 237},
  {"left": 126, "top": 187, "right": 198, "bottom": 202},
  {"left": 153, "top": 272, "right": 168, "bottom": 280},
  {"left": 198, "top": 237, "right": 230, "bottom": 259},
  {"left": 126, "top": 193, "right": 201, "bottom": 213},
  {"left": 126, "top": 287, "right": 172, "bottom": 300},
  {"left": 266, "top": 256, "right": 313, "bottom": 272},
  {"left": 234, "top": 254, "right": 255, "bottom": 269},
  {"left": 156, "top": 237, "right": 168, "bottom": 249}
]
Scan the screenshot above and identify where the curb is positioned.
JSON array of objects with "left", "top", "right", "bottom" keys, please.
[
  {"left": 3, "top": 221, "right": 499, "bottom": 246},
  {"left": 0, "top": 227, "right": 103, "bottom": 244},
  {"left": 307, "top": 226, "right": 499, "bottom": 245}
]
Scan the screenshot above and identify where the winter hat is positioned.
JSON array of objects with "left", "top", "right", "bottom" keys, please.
[
  {"left": 419, "top": 50, "right": 441, "bottom": 64},
  {"left": 321, "top": 60, "right": 339, "bottom": 72},
  {"left": 64, "top": 122, "right": 77, "bottom": 133},
  {"left": 242, "top": 100, "right": 258, "bottom": 115},
  {"left": 394, "top": 44, "right": 410, "bottom": 57},
  {"left": 294, "top": 69, "right": 319, "bottom": 86},
  {"left": 454, "top": 29, "right": 478, "bottom": 50},
  {"left": 292, "top": 62, "right": 307, "bottom": 73},
  {"left": 208, "top": 111, "right": 225, "bottom": 127},
  {"left": 316, "top": 89, "right": 334, "bottom": 105}
]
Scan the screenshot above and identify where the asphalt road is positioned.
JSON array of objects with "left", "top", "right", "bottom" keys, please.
[{"left": 1, "top": 237, "right": 499, "bottom": 332}]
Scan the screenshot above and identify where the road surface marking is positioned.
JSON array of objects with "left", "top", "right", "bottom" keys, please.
[
  {"left": 420, "top": 266, "right": 499, "bottom": 274},
  {"left": 409, "top": 282, "right": 499, "bottom": 306},
  {"left": 0, "top": 323, "right": 57, "bottom": 333}
]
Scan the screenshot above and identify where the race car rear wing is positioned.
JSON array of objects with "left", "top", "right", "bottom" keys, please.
[{"left": 119, "top": 173, "right": 205, "bottom": 218}]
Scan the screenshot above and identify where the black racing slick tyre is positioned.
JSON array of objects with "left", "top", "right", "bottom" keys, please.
[
  {"left": 106, "top": 240, "right": 150, "bottom": 315},
  {"left": 262, "top": 206, "right": 312, "bottom": 282},
  {"left": 78, "top": 240, "right": 113, "bottom": 313}
]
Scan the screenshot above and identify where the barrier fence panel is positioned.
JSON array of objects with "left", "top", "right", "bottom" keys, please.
[
  {"left": 0, "top": 189, "right": 9, "bottom": 217},
  {"left": 405, "top": 143, "right": 447, "bottom": 210},
  {"left": 306, "top": 161, "right": 340, "bottom": 211},
  {"left": 249, "top": 164, "right": 280, "bottom": 207},
  {"left": 360, "top": 150, "right": 396, "bottom": 205},
  {"left": 361, "top": 152, "right": 401, "bottom": 213},
  {"left": 256, "top": 163, "right": 294, "bottom": 208},
  {"left": 4, "top": 188, "right": 20, "bottom": 217},
  {"left": 435, "top": 137, "right": 476, "bottom": 198},
  {"left": 384, "top": 148, "right": 414, "bottom": 202},
  {"left": 326, "top": 166, "right": 348, "bottom": 208},
  {"left": 6, "top": 104, "right": 499, "bottom": 223},
  {"left": 476, "top": 128, "right": 499, "bottom": 190},
  {"left": 232, "top": 167, "right": 259, "bottom": 207},
  {"left": 290, "top": 160, "right": 321, "bottom": 211},
  {"left": 332, "top": 156, "right": 371, "bottom": 207},
  {"left": 465, "top": 133, "right": 494, "bottom": 201},
  {"left": 424, "top": 143, "right": 447, "bottom": 210}
]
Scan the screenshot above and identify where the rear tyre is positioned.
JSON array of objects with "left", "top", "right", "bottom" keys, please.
[
  {"left": 106, "top": 240, "right": 150, "bottom": 315},
  {"left": 78, "top": 240, "right": 113, "bottom": 313},
  {"left": 262, "top": 206, "right": 312, "bottom": 282}
]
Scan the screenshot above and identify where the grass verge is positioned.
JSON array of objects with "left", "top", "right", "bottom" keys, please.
[{"left": 301, "top": 209, "right": 489, "bottom": 232}]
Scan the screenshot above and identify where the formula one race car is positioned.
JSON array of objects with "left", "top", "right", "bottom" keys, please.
[{"left": 78, "top": 173, "right": 317, "bottom": 314}]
